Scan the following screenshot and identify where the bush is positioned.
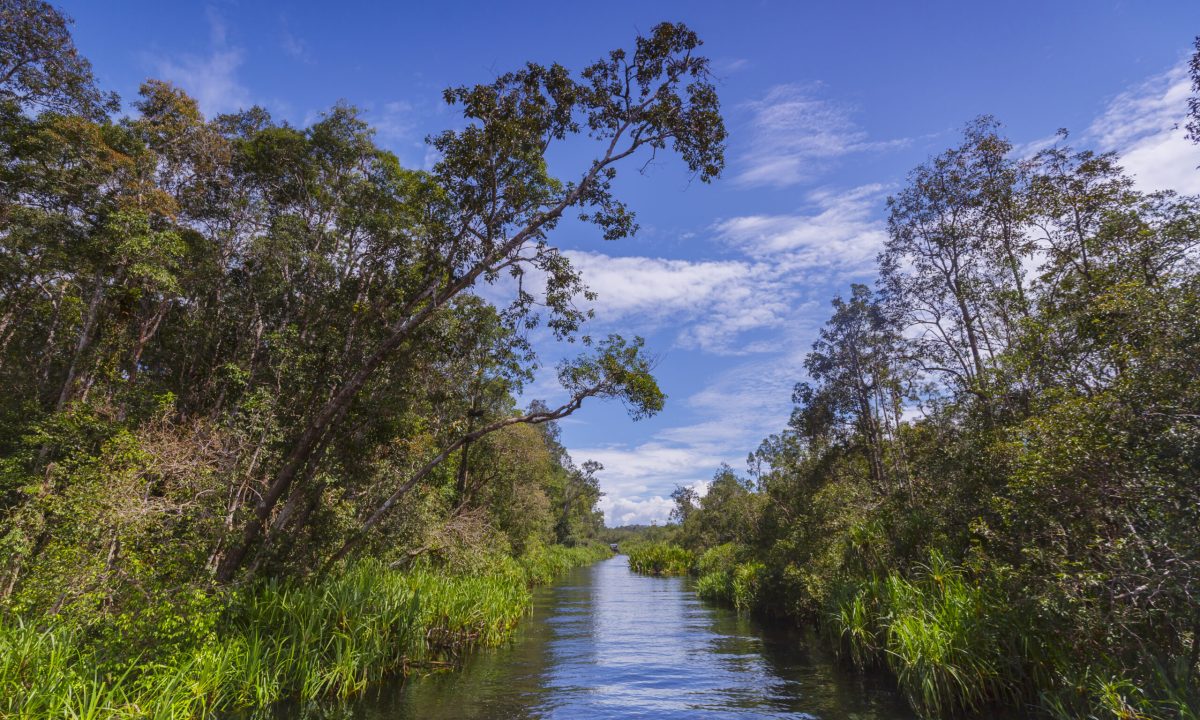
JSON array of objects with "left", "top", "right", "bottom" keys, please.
[
  {"left": 0, "top": 546, "right": 609, "bottom": 719},
  {"left": 625, "top": 542, "right": 694, "bottom": 575},
  {"left": 827, "top": 552, "right": 1027, "bottom": 717}
]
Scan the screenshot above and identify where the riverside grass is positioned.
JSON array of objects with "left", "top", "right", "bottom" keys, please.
[
  {"left": 625, "top": 542, "right": 694, "bottom": 576},
  {"left": 699, "top": 545, "right": 1034, "bottom": 718},
  {"left": 678, "top": 540, "right": 1197, "bottom": 720},
  {"left": 636, "top": 542, "right": 1047, "bottom": 718},
  {"left": 826, "top": 552, "right": 1026, "bottom": 718},
  {"left": 0, "top": 543, "right": 610, "bottom": 719}
]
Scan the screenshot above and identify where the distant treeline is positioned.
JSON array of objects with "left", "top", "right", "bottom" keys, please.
[{"left": 638, "top": 54, "right": 1200, "bottom": 720}]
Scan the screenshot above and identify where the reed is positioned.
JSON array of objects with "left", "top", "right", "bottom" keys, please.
[
  {"left": 518, "top": 542, "right": 612, "bottom": 586},
  {"left": 625, "top": 542, "right": 694, "bottom": 576},
  {"left": 694, "top": 545, "right": 764, "bottom": 613},
  {"left": 824, "top": 552, "right": 1026, "bottom": 717},
  {"left": 0, "top": 544, "right": 610, "bottom": 719}
]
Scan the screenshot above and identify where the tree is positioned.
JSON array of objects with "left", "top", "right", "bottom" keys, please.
[
  {"left": 881, "top": 118, "right": 1030, "bottom": 407},
  {"left": 214, "top": 22, "right": 725, "bottom": 580},
  {"left": 0, "top": 5, "right": 723, "bottom": 601},
  {"left": 797, "top": 284, "right": 909, "bottom": 492},
  {"left": 0, "top": 0, "right": 118, "bottom": 118},
  {"left": 669, "top": 483, "right": 699, "bottom": 524},
  {"left": 322, "top": 334, "right": 664, "bottom": 568}
]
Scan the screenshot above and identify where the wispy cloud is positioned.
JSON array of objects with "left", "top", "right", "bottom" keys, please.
[
  {"left": 715, "top": 57, "right": 751, "bottom": 75},
  {"left": 154, "top": 8, "right": 249, "bottom": 116},
  {"left": 280, "top": 17, "right": 313, "bottom": 64},
  {"left": 370, "top": 101, "right": 416, "bottom": 141},
  {"left": 579, "top": 331, "right": 819, "bottom": 526},
  {"left": 736, "top": 84, "right": 908, "bottom": 188},
  {"left": 1086, "top": 62, "right": 1200, "bottom": 194},
  {"left": 563, "top": 251, "right": 793, "bottom": 355},
  {"left": 714, "top": 183, "right": 889, "bottom": 276}
]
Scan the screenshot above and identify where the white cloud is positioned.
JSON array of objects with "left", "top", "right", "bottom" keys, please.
[
  {"left": 1087, "top": 63, "right": 1200, "bottom": 195},
  {"left": 598, "top": 495, "right": 675, "bottom": 526},
  {"left": 597, "top": 475, "right": 712, "bottom": 527},
  {"left": 714, "top": 184, "right": 889, "bottom": 275},
  {"left": 372, "top": 101, "right": 415, "bottom": 141},
  {"left": 557, "top": 187, "right": 889, "bottom": 355},
  {"left": 564, "top": 251, "right": 793, "bottom": 354},
  {"left": 155, "top": 9, "right": 250, "bottom": 116},
  {"left": 574, "top": 441, "right": 725, "bottom": 496},
  {"left": 736, "top": 84, "right": 907, "bottom": 188}
]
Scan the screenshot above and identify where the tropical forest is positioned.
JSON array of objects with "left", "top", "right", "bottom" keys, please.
[{"left": 0, "top": 1, "right": 1198, "bottom": 718}]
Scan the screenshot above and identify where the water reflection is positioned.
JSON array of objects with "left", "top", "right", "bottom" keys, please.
[{"left": 288, "top": 555, "right": 916, "bottom": 719}]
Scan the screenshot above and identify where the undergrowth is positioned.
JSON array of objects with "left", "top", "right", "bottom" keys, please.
[{"left": 0, "top": 543, "right": 610, "bottom": 719}]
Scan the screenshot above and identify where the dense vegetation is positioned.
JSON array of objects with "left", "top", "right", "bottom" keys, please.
[
  {"left": 635, "top": 82, "right": 1200, "bottom": 719},
  {"left": 1, "top": 545, "right": 610, "bottom": 718},
  {"left": 625, "top": 542, "right": 694, "bottom": 576},
  {"left": 3, "top": 2, "right": 1198, "bottom": 718},
  {"left": 0, "top": 1, "right": 725, "bottom": 715}
]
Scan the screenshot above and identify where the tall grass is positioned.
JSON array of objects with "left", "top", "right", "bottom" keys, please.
[
  {"left": 625, "top": 542, "right": 694, "bottom": 576},
  {"left": 694, "top": 544, "right": 763, "bottom": 613},
  {"left": 821, "top": 551, "right": 1200, "bottom": 719},
  {"left": 516, "top": 542, "right": 612, "bottom": 586},
  {"left": 0, "top": 543, "right": 610, "bottom": 719},
  {"left": 826, "top": 552, "right": 1025, "bottom": 717}
]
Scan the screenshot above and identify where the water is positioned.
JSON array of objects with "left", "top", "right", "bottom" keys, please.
[{"left": 310, "top": 555, "right": 917, "bottom": 719}]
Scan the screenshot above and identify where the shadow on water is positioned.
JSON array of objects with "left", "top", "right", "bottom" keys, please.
[{"left": 270, "top": 556, "right": 917, "bottom": 719}]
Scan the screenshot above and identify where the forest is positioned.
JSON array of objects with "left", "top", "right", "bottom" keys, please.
[
  {"left": 0, "top": 1, "right": 725, "bottom": 716},
  {"left": 3, "top": 0, "right": 1199, "bottom": 718},
  {"left": 627, "top": 64, "right": 1200, "bottom": 720}
]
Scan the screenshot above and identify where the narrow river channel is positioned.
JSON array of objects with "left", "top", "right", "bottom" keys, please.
[{"left": 300, "top": 555, "right": 918, "bottom": 719}]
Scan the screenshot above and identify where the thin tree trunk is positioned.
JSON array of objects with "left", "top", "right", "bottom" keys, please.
[
  {"left": 320, "top": 394, "right": 591, "bottom": 573},
  {"left": 53, "top": 278, "right": 105, "bottom": 413}
]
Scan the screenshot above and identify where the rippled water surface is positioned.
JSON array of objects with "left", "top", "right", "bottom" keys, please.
[{"left": 323, "top": 555, "right": 917, "bottom": 719}]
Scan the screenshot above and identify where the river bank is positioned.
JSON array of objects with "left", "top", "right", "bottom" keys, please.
[
  {"left": 626, "top": 540, "right": 1198, "bottom": 719},
  {"left": 0, "top": 544, "right": 610, "bottom": 719},
  {"left": 275, "top": 554, "right": 917, "bottom": 719}
]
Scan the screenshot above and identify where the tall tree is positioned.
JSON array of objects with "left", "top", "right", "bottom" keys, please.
[
  {"left": 797, "top": 284, "right": 908, "bottom": 493},
  {"left": 214, "top": 22, "right": 725, "bottom": 580},
  {"left": 0, "top": 0, "right": 117, "bottom": 118},
  {"left": 881, "top": 118, "right": 1030, "bottom": 407}
]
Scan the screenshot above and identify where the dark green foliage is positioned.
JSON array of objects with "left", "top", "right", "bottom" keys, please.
[
  {"left": 674, "top": 118, "right": 1200, "bottom": 719},
  {"left": 0, "top": 4, "right": 721, "bottom": 715},
  {"left": 625, "top": 542, "right": 695, "bottom": 576}
]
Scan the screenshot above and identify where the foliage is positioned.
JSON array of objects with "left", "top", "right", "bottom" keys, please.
[
  {"left": 671, "top": 116, "right": 1200, "bottom": 719},
  {"left": 625, "top": 542, "right": 695, "bottom": 576},
  {"left": 0, "top": 3, "right": 716, "bottom": 715}
]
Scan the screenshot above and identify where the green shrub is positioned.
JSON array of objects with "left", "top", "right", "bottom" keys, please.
[
  {"left": 826, "top": 552, "right": 1027, "bottom": 717},
  {"left": 625, "top": 542, "right": 694, "bottom": 575},
  {"left": 0, "top": 545, "right": 609, "bottom": 719}
]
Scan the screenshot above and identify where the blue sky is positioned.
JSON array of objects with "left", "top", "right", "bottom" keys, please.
[{"left": 59, "top": 0, "right": 1200, "bottom": 525}]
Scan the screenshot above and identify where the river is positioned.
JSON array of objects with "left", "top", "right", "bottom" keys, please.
[{"left": 289, "top": 554, "right": 918, "bottom": 719}]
